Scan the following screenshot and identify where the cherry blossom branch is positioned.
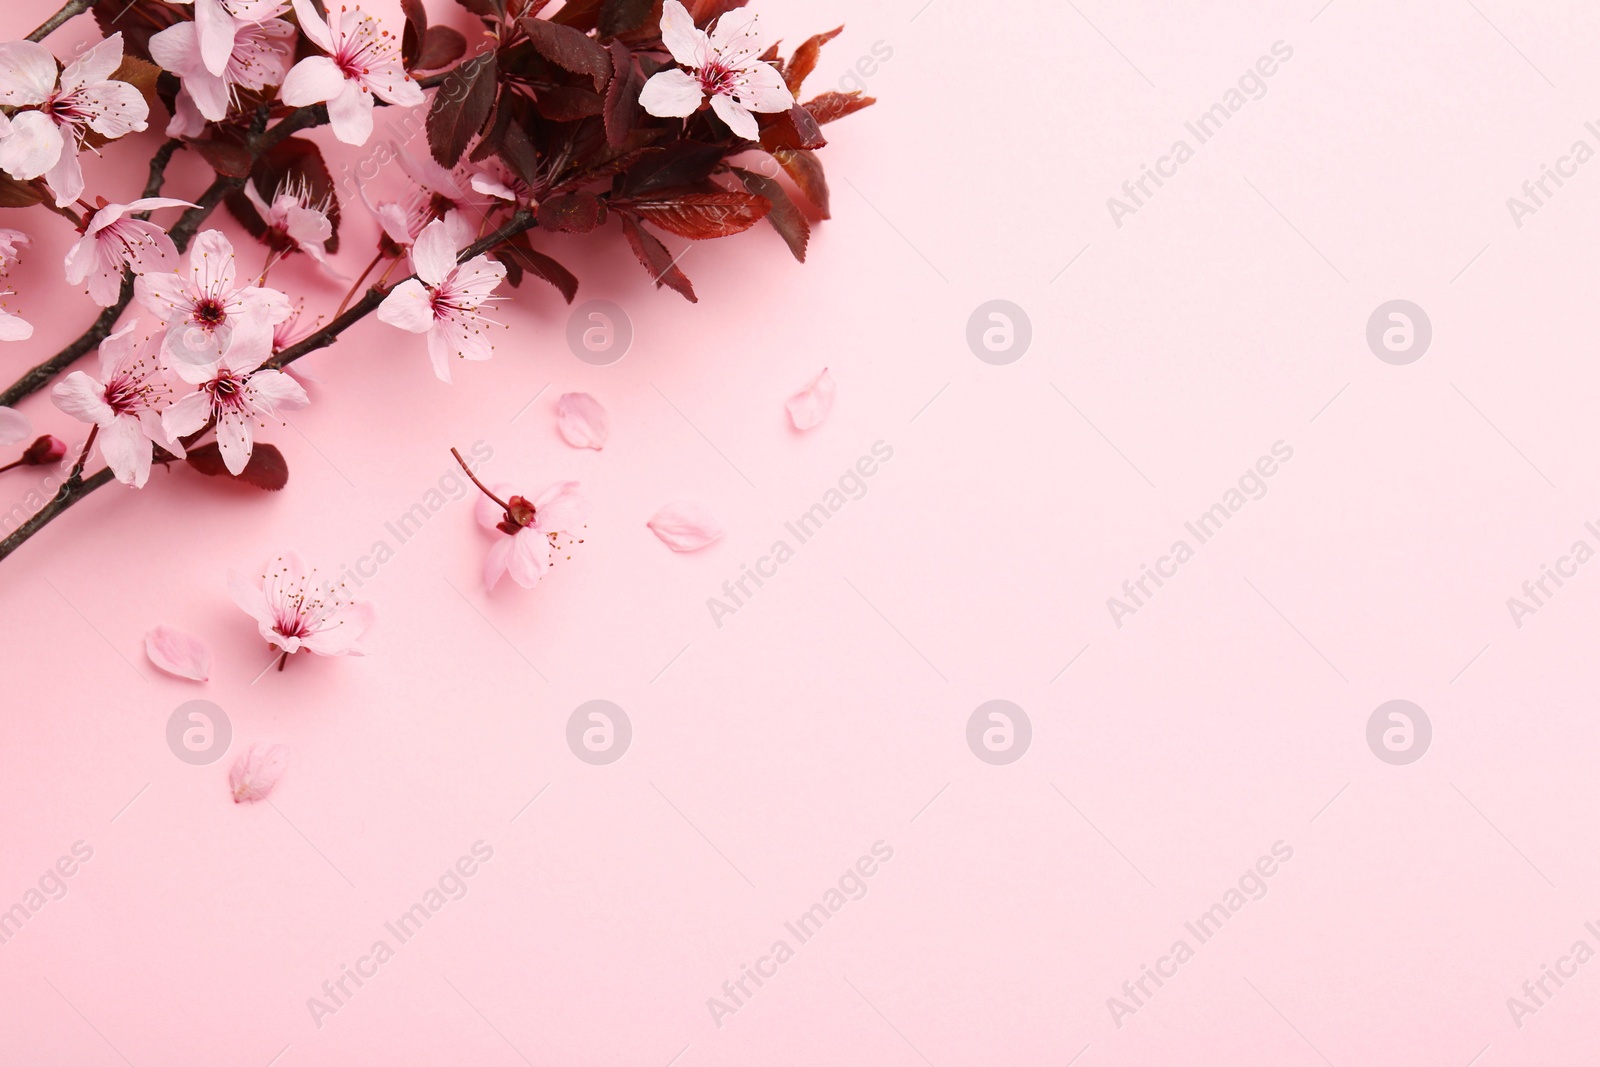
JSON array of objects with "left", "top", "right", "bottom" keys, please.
[
  {"left": 25, "top": 0, "right": 93, "bottom": 42},
  {"left": 0, "top": 210, "right": 538, "bottom": 564}
]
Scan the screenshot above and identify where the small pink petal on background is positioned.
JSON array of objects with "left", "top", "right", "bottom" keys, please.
[
  {"left": 786, "top": 368, "right": 836, "bottom": 430},
  {"left": 229, "top": 743, "right": 289, "bottom": 804},
  {"left": 144, "top": 624, "right": 212, "bottom": 682},
  {"left": 648, "top": 501, "right": 723, "bottom": 552},
  {"left": 557, "top": 392, "right": 609, "bottom": 450},
  {"left": 0, "top": 406, "right": 30, "bottom": 446}
]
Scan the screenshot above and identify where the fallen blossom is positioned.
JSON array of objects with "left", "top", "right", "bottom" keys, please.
[
  {"left": 648, "top": 501, "right": 724, "bottom": 552},
  {"left": 557, "top": 392, "right": 609, "bottom": 450},
  {"left": 785, "top": 368, "right": 836, "bottom": 430},
  {"left": 144, "top": 624, "right": 212, "bottom": 681},
  {"left": 229, "top": 551, "right": 374, "bottom": 660},
  {"left": 472, "top": 478, "right": 588, "bottom": 590},
  {"left": 229, "top": 742, "right": 288, "bottom": 803}
]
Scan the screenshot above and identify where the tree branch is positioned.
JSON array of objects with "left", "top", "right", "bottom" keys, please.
[
  {"left": 25, "top": 0, "right": 93, "bottom": 42},
  {"left": 0, "top": 467, "right": 115, "bottom": 564}
]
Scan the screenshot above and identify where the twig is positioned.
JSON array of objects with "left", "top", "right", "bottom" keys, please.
[
  {"left": 0, "top": 467, "right": 115, "bottom": 563},
  {"left": 25, "top": 0, "right": 93, "bottom": 42}
]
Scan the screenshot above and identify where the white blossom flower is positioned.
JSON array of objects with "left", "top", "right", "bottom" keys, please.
[
  {"left": 638, "top": 0, "right": 793, "bottom": 140},
  {"left": 376, "top": 219, "right": 506, "bottom": 382},
  {"left": 280, "top": 0, "right": 423, "bottom": 146}
]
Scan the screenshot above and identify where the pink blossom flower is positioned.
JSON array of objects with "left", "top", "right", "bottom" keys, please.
[
  {"left": 639, "top": 0, "right": 792, "bottom": 140},
  {"left": 280, "top": 0, "right": 423, "bottom": 146},
  {"left": 0, "top": 227, "right": 31, "bottom": 341},
  {"left": 474, "top": 480, "right": 587, "bottom": 590},
  {"left": 135, "top": 229, "right": 291, "bottom": 369},
  {"left": 149, "top": 11, "right": 294, "bottom": 124},
  {"left": 164, "top": 0, "right": 287, "bottom": 77},
  {"left": 51, "top": 324, "right": 182, "bottom": 488},
  {"left": 376, "top": 219, "right": 505, "bottom": 382},
  {"left": 229, "top": 551, "right": 373, "bottom": 660},
  {"left": 359, "top": 180, "right": 473, "bottom": 251},
  {"left": 65, "top": 198, "right": 195, "bottom": 307},
  {"left": 0, "top": 34, "right": 149, "bottom": 207},
  {"left": 162, "top": 333, "right": 308, "bottom": 476},
  {"left": 242, "top": 176, "right": 336, "bottom": 268}
]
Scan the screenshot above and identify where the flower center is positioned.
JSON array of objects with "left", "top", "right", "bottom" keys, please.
[
  {"left": 699, "top": 61, "right": 736, "bottom": 95},
  {"left": 497, "top": 495, "right": 537, "bottom": 535},
  {"left": 194, "top": 298, "right": 227, "bottom": 327}
]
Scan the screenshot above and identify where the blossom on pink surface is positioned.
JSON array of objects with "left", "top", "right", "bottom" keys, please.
[
  {"left": 242, "top": 176, "right": 336, "bottom": 268},
  {"left": 280, "top": 0, "right": 423, "bottom": 146},
  {"left": 229, "top": 742, "right": 288, "bottom": 802},
  {"left": 65, "top": 198, "right": 195, "bottom": 307},
  {"left": 229, "top": 551, "right": 374, "bottom": 659},
  {"left": 639, "top": 0, "right": 793, "bottom": 140},
  {"left": 785, "top": 367, "right": 836, "bottom": 430},
  {"left": 376, "top": 219, "right": 506, "bottom": 382},
  {"left": 51, "top": 324, "right": 182, "bottom": 488},
  {"left": 135, "top": 229, "right": 291, "bottom": 369},
  {"left": 162, "top": 334, "right": 309, "bottom": 476},
  {"left": 648, "top": 500, "right": 724, "bottom": 552},
  {"left": 0, "top": 34, "right": 149, "bottom": 207},
  {"left": 557, "top": 392, "right": 609, "bottom": 450},
  {"left": 473, "top": 479, "right": 587, "bottom": 590},
  {"left": 149, "top": 11, "right": 295, "bottom": 124},
  {"left": 145, "top": 624, "right": 212, "bottom": 681}
]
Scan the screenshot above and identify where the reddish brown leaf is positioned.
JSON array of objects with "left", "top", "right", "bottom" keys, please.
[
  {"left": 194, "top": 140, "right": 254, "bottom": 178},
  {"left": 400, "top": 0, "right": 427, "bottom": 66},
  {"left": 185, "top": 443, "right": 289, "bottom": 491},
  {"left": 618, "top": 141, "right": 725, "bottom": 197},
  {"left": 784, "top": 26, "right": 842, "bottom": 94},
  {"left": 519, "top": 246, "right": 580, "bottom": 303},
  {"left": 803, "top": 90, "right": 876, "bottom": 125},
  {"left": 773, "top": 147, "right": 829, "bottom": 217},
  {"left": 535, "top": 85, "right": 605, "bottom": 121},
  {"left": 688, "top": 0, "right": 747, "bottom": 24},
  {"left": 759, "top": 104, "right": 827, "bottom": 152},
  {"left": 538, "top": 193, "right": 607, "bottom": 233},
  {"left": 0, "top": 174, "right": 45, "bottom": 208},
  {"left": 519, "top": 16, "right": 612, "bottom": 90},
  {"left": 620, "top": 190, "right": 770, "bottom": 239},
  {"left": 732, "top": 167, "right": 808, "bottom": 262},
  {"left": 92, "top": 0, "right": 183, "bottom": 61},
  {"left": 600, "top": 0, "right": 655, "bottom": 38},
  {"left": 428, "top": 51, "right": 498, "bottom": 166},
  {"left": 620, "top": 215, "right": 696, "bottom": 302},
  {"left": 604, "top": 42, "right": 643, "bottom": 148},
  {"left": 415, "top": 26, "right": 468, "bottom": 71}
]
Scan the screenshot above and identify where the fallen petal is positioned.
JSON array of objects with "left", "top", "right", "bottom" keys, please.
[
  {"left": 229, "top": 743, "right": 289, "bottom": 804},
  {"left": 557, "top": 392, "right": 609, "bottom": 450},
  {"left": 648, "top": 500, "right": 723, "bottom": 552},
  {"left": 0, "top": 406, "right": 30, "bottom": 446},
  {"left": 785, "top": 368, "right": 836, "bottom": 430},
  {"left": 145, "top": 624, "right": 212, "bottom": 682}
]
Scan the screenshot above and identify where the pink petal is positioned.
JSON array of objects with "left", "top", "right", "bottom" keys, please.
[
  {"left": 557, "top": 392, "right": 609, "bottom": 450},
  {"left": 229, "top": 743, "right": 288, "bottom": 804},
  {"left": 474, "top": 482, "right": 516, "bottom": 531},
  {"left": 0, "top": 406, "right": 30, "bottom": 446},
  {"left": 648, "top": 501, "right": 724, "bottom": 552},
  {"left": 144, "top": 624, "right": 212, "bottom": 681},
  {"left": 785, "top": 368, "right": 836, "bottom": 430}
]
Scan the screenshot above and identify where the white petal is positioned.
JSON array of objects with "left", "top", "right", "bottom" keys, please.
[
  {"left": 324, "top": 80, "right": 374, "bottom": 145},
  {"left": 376, "top": 280, "right": 434, "bottom": 334},
  {"left": 100, "top": 414, "right": 153, "bottom": 487},
  {"left": 162, "top": 389, "right": 213, "bottom": 441},
  {"left": 229, "top": 743, "right": 289, "bottom": 803},
  {"left": 785, "top": 368, "right": 836, "bottom": 430},
  {"left": 145, "top": 624, "right": 212, "bottom": 681},
  {"left": 710, "top": 93, "right": 759, "bottom": 140},
  {"left": 63, "top": 33, "right": 125, "bottom": 89},
  {"left": 639, "top": 68, "right": 704, "bottom": 118},
  {"left": 659, "top": 0, "right": 710, "bottom": 68},
  {"left": 279, "top": 55, "right": 345, "bottom": 107},
  {"left": 52, "top": 372, "right": 113, "bottom": 426},
  {"left": 0, "top": 406, "right": 30, "bottom": 446},
  {"left": 648, "top": 501, "right": 724, "bottom": 552},
  {"left": 195, "top": 0, "right": 238, "bottom": 76},
  {"left": 0, "top": 111, "right": 64, "bottom": 181},
  {"left": 557, "top": 392, "right": 609, "bottom": 450},
  {"left": 0, "top": 310, "right": 32, "bottom": 341},
  {"left": 409, "top": 219, "right": 459, "bottom": 286},
  {"left": 291, "top": 0, "right": 335, "bottom": 52},
  {"left": 0, "top": 41, "right": 59, "bottom": 106},
  {"left": 215, "top": 410, "right": 254, "bottom": 474},
  {"left": 532, "top": 481, "right": 586, "bottom": 533}
]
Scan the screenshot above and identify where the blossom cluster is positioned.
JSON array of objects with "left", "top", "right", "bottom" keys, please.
[{"left": 0, "top": 0, "right": 873, "bottom": 662}]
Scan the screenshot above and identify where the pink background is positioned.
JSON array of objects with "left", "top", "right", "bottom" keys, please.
[{"left": 3, "top": 0, "right": 1599, "bottom": 1062}]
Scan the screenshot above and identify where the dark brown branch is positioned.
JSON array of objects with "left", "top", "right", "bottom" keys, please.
[
  {"left": 25, "top": 0, "right": 92, "bottom": 41},
  {"left": 0, "top": 467, "right": 115, "bottom": 563}
]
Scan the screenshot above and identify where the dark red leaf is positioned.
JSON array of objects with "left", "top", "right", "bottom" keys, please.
[
  {"left": 454, "top": 0, "right": 505, "bottom": 16},
  {"left": 194, "top": 140, "right": 253, "bottom": 178},
  {"left": 91, "top": 0, "right": 183, "bottom": 61},
  {"left": 518, "top": 16, "right": 612, "bottom": 91},
  {"left": 773, "top": 147, "right": 829, "bottom": 217},
  {"left": 534, "top": 85, "right": 605, "bottom": 121},
  {"left": 548, "top": 0, "right": 603, "bottom": 30},
  {"left": 427, "top": 51, "right": 498, "bottom": 166},
  {"left": 518, "top": 246, "right": 580, "bottom": 302},
  {"left": 732, "top": 167, "right": 808, "bottom": 261},
  {"left": 784, "top": 26, "right": 842, "bottom": 94},
  {"left": 618, "top": 141, "right": 725, "bottom": 197},
  {"left": 759, "top": 104, "right": 827, "bottom": 151},
  {"left": 688, "top": 0, "right": 747, "bottom": 25},
  {"left": 619, "top": 190, "right": 769, "bottom": 239},
  {"left": 400, "top": 0, "right": 427, "bottom": 67},
  {"left": 599, "top": 0, "right": 655, "bottom": 37},
  {"left": 604, "top": 42, "right": 643, "bottom": 148},
  {"left": 620, "top": 215, "right": 696, "bottom": 301},
  {"left": 185, "top": 443, "right": 289, "bottom": 491},
  {"left": 538, "top": 193, "right": 607, "bottom": 233},
  {"left": 415, "top": 26, "right": 468, "bottom": 71},
  {"left": 0, "top": 174, "right": 46, "bottom": 208},
  {"left": 803, "top": 90, "right": 876, "bottom": 125}
]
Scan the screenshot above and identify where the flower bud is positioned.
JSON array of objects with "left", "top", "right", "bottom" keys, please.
[{"left": 22, "top": 435, "right": 66, "bottom": 465}]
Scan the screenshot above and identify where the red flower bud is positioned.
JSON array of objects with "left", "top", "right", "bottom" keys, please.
[{"left": 22, "top": 435, "right": 66, "bottom": 465}]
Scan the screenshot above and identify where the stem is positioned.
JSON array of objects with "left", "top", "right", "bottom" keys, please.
[
  {"left": 276, "top": 650, "right": 289, "bottom": 672},
  {"left": 69, "top": 425, "right": 98, "bottom": 482},
  {"left": 0, "top": 460, "right": 22, "bottom": 474},
  {"left": 451, "top": 448, "right": 512, "bottom": 512},
  {"left": 25, "top": 0, "right": 92, "bottom": 41},
  {"left": 0, "top": 467, "right": 114, "bottom": 564},
  {"left": 335, "top": 252, "right": 384, "bottom": 318}
]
